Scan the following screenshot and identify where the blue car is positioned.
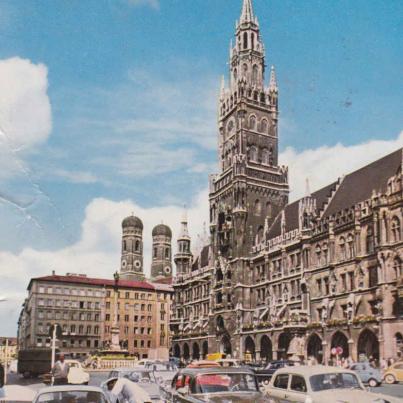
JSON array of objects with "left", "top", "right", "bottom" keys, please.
[{"left": 349, "top": 362, "right": 382, "bottom": 387}]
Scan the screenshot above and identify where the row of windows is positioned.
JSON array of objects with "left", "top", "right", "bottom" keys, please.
[
  {"left": 106, "top": 291, "right": 168, "bottom": 300},
  {"left": 153, "top": 247, "right": 170, "bottom": 259},
  {"left": 37, "top": 338, "right": 100, "bottom": 349},
  {"left": 248, "top": 145, "right": 274, "bottom": 165},
  {"left": 106, "top": 302, "right": 160, "bottom": 311},
  {"left": 37, "top": 299, "right": 100, "bottom": 310},
  {"left": 37, "top": 311, "right": 100, "bottom": 321},
  {"left": 122, "top": 239, "right": 141, "bottom": 253},
  {"left": 37, "top": 323, "right": 100, "bottom": 335},
  {"left": 38, "top": 285, "right": 102, "bottom": 298}
]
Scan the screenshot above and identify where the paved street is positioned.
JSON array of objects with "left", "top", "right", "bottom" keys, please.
[{"left": 5, "top": 370, "right": 403, "bottom": 400}]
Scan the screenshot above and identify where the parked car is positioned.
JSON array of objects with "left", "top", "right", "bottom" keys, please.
[
  {"left": 32, "top": 385, "right": 111, "bottom": 403},
  {"left": 102, "top": 377, "right": 153, "bottom": 403},
  {"left": 216, "top": 358, "right": 242, "bottom": 367},
  {"left": 265, "top": 365, "right": 402, "bottom": 403},
  {"left": 254, "top": 360, "right": 295, "bottom": 383},
  {"left": 186, "top": 360, "right": 220, "bottom": 369},
  {"left": 0, "top": 385, "right": 36, "bottom": 402},
  {"left": 349, "top": 362, "right": 382, "bottom": 387},
  {"left": 102, "top": 367, "right": 162, "bottom": 402},
  {"left": 169, "top": 367, "right": 270, "bottom": 402},
  {"left": 40, "top": 359, "right": 90, "bottom": 385},
  {"left": 383, "top": 361, "right": 403, "bottom": 384}
]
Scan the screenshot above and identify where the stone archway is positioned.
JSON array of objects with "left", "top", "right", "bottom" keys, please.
[
  {"left": 220, "top": 334, "right": 232, "bottom": 356},
  {"left": 173, "top": 344, "right": 180, "bottom": 358},
  {"left": 244, "top": 336, "right": 256, "bottom": 361},
  {"left": 260, "top": 335, "right": 273, "bottom": 363},
  {"left": 183, "top": 343, "right": 190, "bottom": 360},
  {"left": 202, "top": 340, "right": 209, "bottom": 359},
  {"left": 278, "top": 333, "right": 292, "bottom": 360},
  {"left": 331, "top": 331, "right": 349, "bottom": 358},
  {"left": 307, "top": 333, "right": 323, "bottom": 364},
  {"left": 357, "top": 329, "right": 379, "bottom": 361},
  {"left": 192, "top": 342, "right": 200, "bottom": 360}
]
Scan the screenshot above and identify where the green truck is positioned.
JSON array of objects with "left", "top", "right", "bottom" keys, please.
[{"left": 17, "top": 348, "right": 58, "bottom": 378}]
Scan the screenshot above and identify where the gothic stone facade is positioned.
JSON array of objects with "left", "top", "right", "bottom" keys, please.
[{"left": 170, "top": 0, "right": 403, "bottom": 364}]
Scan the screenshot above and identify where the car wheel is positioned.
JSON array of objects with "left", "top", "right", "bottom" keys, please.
[
  {"left": 384, "top": 374, "right": 396, "bottom": 384},
  {"left": 368, "top": 378, "right": 378, "bottom": 387}
]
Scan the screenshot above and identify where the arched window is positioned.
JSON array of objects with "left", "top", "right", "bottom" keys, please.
[
  {"left": 366, "top": 227, "right": 374, "bottom": 254},
  {"left": 254, "top": 199, "right": 262, "bottom": 215},
  {"left": 165, "top": 248, "right": 170, "bottom": 259},
  {"left": 347, "top": 234, "right": 355, "bottom": 258},
  {"left": 261, "top": 148, "right": 269, "bottom": 164},
  {"left": 233, "top": 68, "right": 237, "bottom": 83},
  {"left": 249, "top": 115, "right": 256, "bottom": 130},
  {"left": 249, "top": 145, "right": 258, "bottom": 162},
  {"left": 216, "top": 291, "right": 223, "bottom": 304},
  {"left": 260, "top": 119, "right": 268, "bottom": 133},
  {"left": 243, "top": 32, "right": 248, "bottom": 49},
  {"left": 315, "top": 244, "right": 322, "bottom": 267},
  {"left": 393, "top": 257, "right": 401, "bottom": 280},
  {"left": 391, "top": 216, "right": 401, "bottom": 242},
  {"left": 135, "top": 240, "right": 140, "bottom": 252},
  {"left": 153, "top": 247, "right": 157, "bottom": 259},
  {"left": 123, "top": 240, "right": 127, "bottom": 251},
  {"left": 339, "top": 237, "right": 346, "bottom": 261},
  {"left": 251, "top": 33, "right": 255, "bottom": 49},
  {"left": 256, "top": 225, "right": 264, "bottom": 244},
  {"left": 252, "top": 65, "right": 258, "bottom": 85},
  {"left": 243, "top": 63, "right": 248, "bottom": 77},
  {"left": 266, "top": 201, "right": 272, "bottom": 218}
]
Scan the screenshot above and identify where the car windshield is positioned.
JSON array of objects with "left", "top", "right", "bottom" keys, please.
[
  {"left": 194, "top": 373, "right": 258, "bottom": 394},
  {"left": 37, "top": 391, "right": 107, "bottom": 403},
  {"left": 310, "top": 373, "right": 363, "bottom": 392}
]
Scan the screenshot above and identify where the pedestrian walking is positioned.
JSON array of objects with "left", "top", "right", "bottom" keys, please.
[{"left": 51, "top": 353, "right": 69, "bottom": 385}]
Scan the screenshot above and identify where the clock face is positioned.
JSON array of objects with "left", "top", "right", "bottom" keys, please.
[
  {"left": 164, "top": 266, "right": 172, "bottom": 274},
  {"left": 121, "top": 259, "right": 127, "bottom": 269},
  {"left": 134, "top": 260, "right": 142, "bottom": 269}
]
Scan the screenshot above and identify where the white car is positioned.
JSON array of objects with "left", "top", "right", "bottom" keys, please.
[
  {"left": 0, "top": 385, "right": 36, "bottom": 402},
  {"left": 265, "top": 365, "right": 402, "bottom": 403},
  {"left": 33, "top": 385, "right": 111, "bottom": 403},
  {"left": 102, "top": 377, "right": 154, "bottom": 403},
  {"left": 66, "top": 359, "right": 90, "bottom": 385}
]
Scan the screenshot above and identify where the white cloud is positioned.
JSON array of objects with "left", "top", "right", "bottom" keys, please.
[
  {"left": 281, "top": 131, "right": 403, "bottom": 201},
  {"left": 0, "top": 57, "right": 52, "bottom": 179},
  {"left": 53, "top": 169, "right": 99, "bottom": 184},
  {"left": 0, "top": 189, "right": 209, "bottom": 335},
  {"left": 127, "top": 0, "right": 159, "bottom": 10}
]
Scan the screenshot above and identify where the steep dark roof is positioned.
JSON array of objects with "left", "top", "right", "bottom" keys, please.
[
  {"left": 28, "top": 274, "right": 155, "bottom": 291},
  {"left": 266, "top": 149, "right": 401, "bottom": 241},
  {"left": 200, "top": 245, "right": 210, "bottom": 268},
  {"left": 267, "top": 182, "right": 337, "bottom": 239},
  {"left": 324, "top": 149, "right": 401, "bottom": 217}
]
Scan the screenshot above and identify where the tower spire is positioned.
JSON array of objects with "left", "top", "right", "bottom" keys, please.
[
  {"left": 269, "top": 65, "right": 278, "bottom": 92},
  {"left": 240, "top": 0, "right": 255, "bottom": 23}
]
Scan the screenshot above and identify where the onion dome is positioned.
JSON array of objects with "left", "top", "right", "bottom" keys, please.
[
  {"left": 122, "top": 215, "right": 143, "bottom": 230},
  {"left": 152, "top": 223, "right": 172, "bottom": 238}
]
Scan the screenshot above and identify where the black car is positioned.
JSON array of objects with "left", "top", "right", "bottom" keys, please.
[{"left": 254, "top": 360, "right": 295, "bottom": 383}]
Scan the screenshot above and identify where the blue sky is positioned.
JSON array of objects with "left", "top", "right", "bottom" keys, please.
[{"left": 0, "top": 0, "right": 402, "bottom": 335}]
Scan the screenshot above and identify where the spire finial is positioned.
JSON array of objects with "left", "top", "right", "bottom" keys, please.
[
  {"left": 305, "top": 178, "right": 311, "bottom": 197},
  {"left": 240, "top": 0, "right": 255, "bottom": 23},
  {"left": 269, "top": 65, "right": 278, "bottom": 92}
]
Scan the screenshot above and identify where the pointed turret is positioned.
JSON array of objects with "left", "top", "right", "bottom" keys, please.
[
  {"left": 240, "top": 0, "right": 255, "bottom": 24},
  {"left": 179, "top": 209, "right": 190, "bottom": 240},
  {"left": 269, "top": 65, "right": 278, "bottom": 92}
]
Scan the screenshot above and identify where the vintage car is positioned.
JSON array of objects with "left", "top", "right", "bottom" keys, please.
[
  {"left": 265, "top": 365, "right": 402, "bottom": 403},
  {"left": 0, "top": 384, "right": 36, "bottom": 402},
  {"left": 254, "top": 360, "right": 295, "bottom": 383},
  {"left": 32, "top": 385, "right": 111, "bottom": 403},
  {"left": 169, "top": 367, "right": 270, "bottom": 402},
  {"left": 102, "top": 377, "right": 154, "bottom": 403},
  {"left": 40, "top": 359, "right": 90, "bottom": 385},
  {"left": 102, "top": 368, "right": 162, "bottom": 402},
  {"left": 349, "top": 362, "right": 382, "bottom": 387},
  {"left": 186, "top": 360, "right": 220, "bottom": 369},
  {"left": 383, "top": 361, "right": 403, "bottom": 384},
  {"left": 215, "top": 359, "right": 242, "bottom": 368}
]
